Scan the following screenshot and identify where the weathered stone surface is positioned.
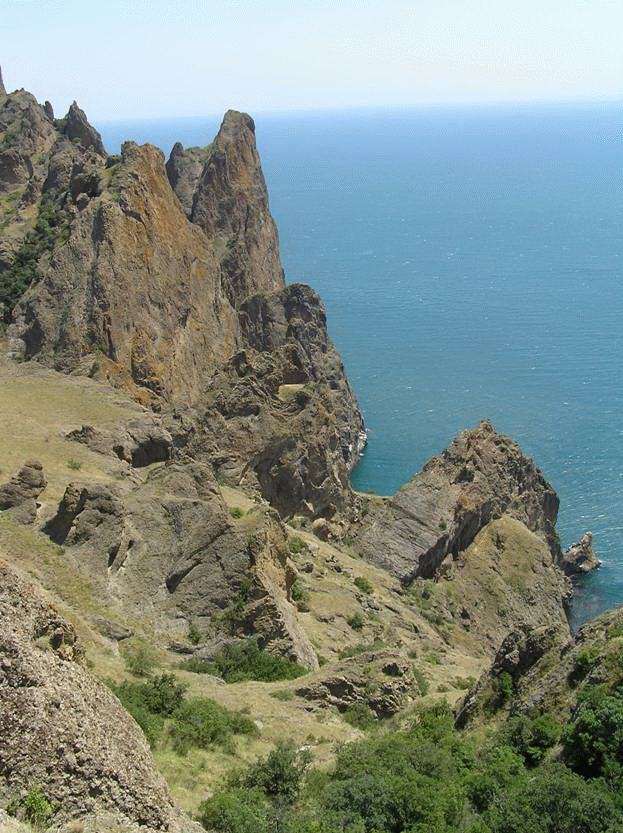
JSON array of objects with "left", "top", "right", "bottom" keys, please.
[
  {"left": 294, "top": 651, "right": 417, "bottom": 717},
  {"left": 559, "top": 532, "right": 600, "bottom": 575},
  {"left": 62, "top": 101, "right": 107, "bottom": 156},
  {"left": 354, "top": 420, "right": 560, "bottom": 583},
  {"left": 41, "top": 461, "right": 317, "bottom": 667},
  {"left": 166, "top": 141, "right": 211, "bottom": 217},
  {"left": 0, "top": 562, "right": 186, "bottom": 830},
  {"left": 190, "top": 110, "right": 284, "bottom": 306},
  {"left": 66, "top": 415, "right": 173, "bottom": 467},
  {"left": 0, "top": 66, "right": 6, "bottom": 97},
  {"left": 430, "top": 515, "right": 570, "bottom": 655},
  {"left": 0, "top": 460, "right": 47, "bottom": 524},
  {"left": 189, "top": 284, "right": 365, "bottom": 518}
]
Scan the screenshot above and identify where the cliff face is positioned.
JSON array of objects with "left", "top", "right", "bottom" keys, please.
[{"left": 0, "top": 82, "right": 363, "bottom": 516}]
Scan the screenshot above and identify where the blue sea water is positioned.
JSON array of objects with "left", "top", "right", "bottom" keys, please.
[{"left": 98, "top": 102, "right": 623, "bottom": 627}]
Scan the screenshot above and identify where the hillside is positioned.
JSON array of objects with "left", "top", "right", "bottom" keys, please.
[{"left": 0, "top": 73, "right": 614, "bottom": 833}]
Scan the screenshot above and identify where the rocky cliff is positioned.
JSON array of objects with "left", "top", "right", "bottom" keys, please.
[{"left": 0, "top": 78, "right": 363, "bottom": 517}]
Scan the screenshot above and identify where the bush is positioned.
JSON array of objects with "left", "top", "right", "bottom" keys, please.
[
  {"left": 353, "top": 576, "right": 373, "bottom": 594},
  {"left": 197, "top": 788, "right": 268, "bottom": 833},
  {"left": 188, "top": 622, "right": 202, "bottom": 645},
  {"left": 291, "top": 580, "right": 310, "bottom": 603},
  {"left": 122, "top": 641, "right": 157, "bottom": 677},
  {"left": 182, "top": 638, "right": 307, "bottom": 683},
  {"left": 342, "top": 703, "right": 376, "bottom": 730},
  {"left": 108, "top": 674, "right": 187, "bottom": 748},
  {"left": 562, "top": 685, "right": 623, "bottom": 782},
  {"left": 347, "top": 613, "right": 364, "bottom": 631},
  {"left": 7, "top": 788, "right": 54, "bottom": 830},
  {"left": 233, "top": 741, "right": 312, "bottom": 801},
  {"left": 497, "top": 713, "right": 560, "bottom": 767},
  {"left": 170, "top": 697, "right": 257, "bottom": 755},
  {"left": 289, "top": 536, "right": 305, "bottom": 554},
  {"left": 229, "top": 506, "right": 244, "bottom": 519}
]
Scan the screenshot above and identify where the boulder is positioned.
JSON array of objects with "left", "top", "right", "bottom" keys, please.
[{"left": 0, "top": 460, "right": 47, "bottom": 524}]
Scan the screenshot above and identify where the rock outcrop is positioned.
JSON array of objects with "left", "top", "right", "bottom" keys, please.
[
  {"left": 354, "top": 420, "right": 560, "bottom": 583},
  {"left": 0, "top": 562, "right": 193, "bottom": 831},
  {"left": 456, "top": 607, "right": 623, "bottom": 730},
  {"left": 0, "top": 460, "right": 46, "bottom": 524},
  {"left": 559, "top": 532, "right": 600, "bottom": 576},
  {"left": 41, "top": 460, "right": 318, "bottom": 668},
  {"left": 2, "top": 83, "right": 363, "bottom": 520},
  {"left": 188, "top": 284, "right": 365, "bottom": 517},
  {"left": 294, "top": 651, "right": 418, "bottom": 717}
]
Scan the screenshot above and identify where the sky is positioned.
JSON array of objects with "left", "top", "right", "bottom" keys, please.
[{"left": 2, "top": 0, "right": 622, "bottom": 121}]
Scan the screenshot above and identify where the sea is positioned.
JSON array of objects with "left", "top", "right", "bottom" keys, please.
[{"left": 97, "top": 101, "right": 623, "bottom": 629}]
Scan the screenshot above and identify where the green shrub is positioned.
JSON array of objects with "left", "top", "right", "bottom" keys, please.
[
  {"left": 170, "top": 697, "right": 257, "bottom": 755},
  {"left": 7, "top": 788, "right": 54, "bottom": 830},
  {"left": 570, "top": 647, "right": 600, "bottom": 685},
  {"left": 0, "top": 199, "right": 70, "bottom": 324},
  {"left": 229, "top": 506, "right": 244, "bottom": 519},
  {"left": 342, "top": 703, "right": 376, "bottom": 730},
  {"left": 197, "top": 788, "right": 268, "bottom": 833},
  {"left": 108, "top": 674, "right": 187, "bottom": 748},
  {"left": 67, "top": 458, "right": 82, "bottom": 470},
  {"left": 180, "top": 638, "right": 306, "bottom": 683},
  {"left": 291, "top": 580, "right": 310, "bottom": 603},
  {"left": 232, "top": 741, "right": 312, "bottom": 801},
  {"left": 188, "top": 622, "right": 202, "bottom": 645},
  {"left": 122, "top": 641, "right": 157, "bottom": 677},
  {"left": 347, "top": 613, "right": 364, "bottom": 631},
  {"left": 562, "top": 685, "right": 623, "bottom": 782},
  {"left": 289, "top": 536, "right": 305, "bottom": 554},
  {"left": 413, "top": 667, "right": 429, "bottom": 695},
  {"left": 498, "top": 712, "right": 560, "bottom": 767},
  {"left": 353, "top": 576, "right": 373, "bottom": 594}
]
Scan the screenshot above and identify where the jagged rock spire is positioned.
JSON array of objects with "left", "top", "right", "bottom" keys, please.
[
  {"left": 0, "top": 66, "right": 6, "bottom": 96},
  {"left": 62, "top": 101, "right": 106, "bottom": 156}
]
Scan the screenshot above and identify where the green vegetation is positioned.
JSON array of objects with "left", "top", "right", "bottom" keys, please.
[
  {"left": 288, "top": 536, "right": 305, "bottom": 554},
  {"left": 0, "top": 199, "right": 70, "bottom": 324},
  {"left": 342, "top": 702, "right": 377, "bottom": 730},
  {"left": 347, "top": 612, "right": 364, "bottom": 631},
  {"left": 229, "top": 506, "right": 245, "bottom": 519},
  {"left": 193, "top": 700, "right": 623, "bottom": 833},
  {"left": 291, "top": 579, "right": 310, "bottom": 604},
  {"left": 122, "top": 640, "right": 158, "bottom": 677},
  {"left": 180, "top": 638, "right": 306, "bottom": 683},
  {"left": 188, "top": 621, "right": 202, "bottom": 645},
  {"left": 353, "top": 576, "right": 374, "bottom": 594},
  {"left": 170, "top": 698, "right": 257, "bottom": 755},
  {"left": 67, "top": 457, "right": 82, "bottom": 470},
  {"left": 7, "top": 788, "right": 54, "bottom": 830},
  {"left": 108, "top": 672, "right": 256, "bottom": 755}
]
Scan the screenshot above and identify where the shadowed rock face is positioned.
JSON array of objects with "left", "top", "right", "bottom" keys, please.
[
  {"left": 188, "top": 283, "right": 365, "bottom": 517},
  {"left": 354, "top": 420, "right": 560, "bottom": 583},
  {"left": 0, "top": 460, "right": 47, "bottom": 524}
]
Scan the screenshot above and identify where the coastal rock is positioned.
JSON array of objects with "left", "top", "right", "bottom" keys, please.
[
  {"left": 0, "top": 562, "right": 184, "bottom": 830},
  {"left": 165, "top": 141, "right": 211, "bottom": 217},
  {"left": 354, "top": 420, "right": 560, "bottom": 583},
  {"left": 61, "top": 101, "right": 107, "bottom": 156},
  {"left": 559, "top": 532, "right": 600, "bottom": 575},
  {"left": 65, "top": 415, "right": 173, "bottom": 467},
  {"left": 41, "top": 461, "right": 317, "bottom": 667},
  {"left": 0, "top": 460, "right": 47, "bottom": 524},
  {"left": 189, "top": 283, "right": 365, "bottom": 517},
  {"left": 190, "top": 110, "right": 284, "bottom": 305},
  {"left": 0, "top": 66, "right": 5, "bottom": 97}
]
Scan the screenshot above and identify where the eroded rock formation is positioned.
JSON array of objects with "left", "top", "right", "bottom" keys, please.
[{"left": 0, "top": 562, "right": 195, "bottom": 831}]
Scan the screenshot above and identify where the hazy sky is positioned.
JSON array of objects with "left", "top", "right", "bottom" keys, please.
[{"left": 2, "top": 0, "right": 622, "bottom": 121}]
